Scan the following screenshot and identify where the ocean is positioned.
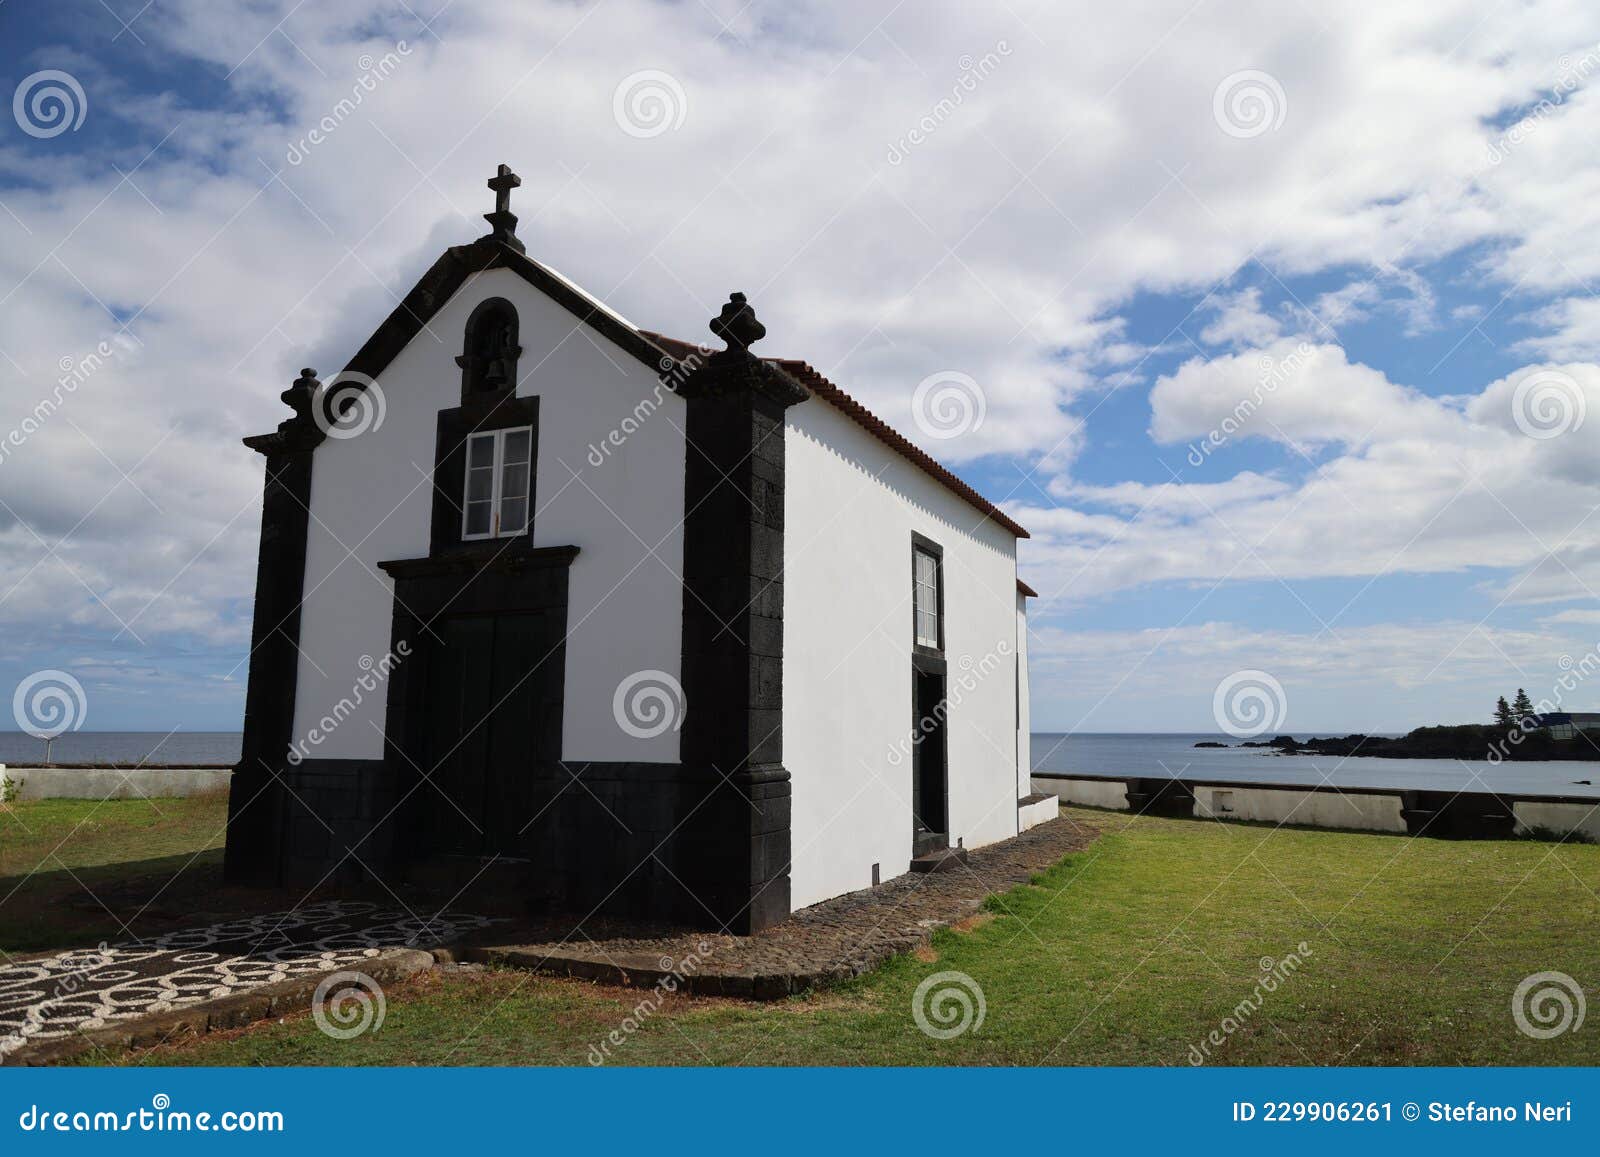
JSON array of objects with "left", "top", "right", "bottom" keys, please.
[
  {"left": 4, "top": 731, "right": 1598, "bottom": 798},
  {"left": 0, "top": 731, "right": 242, "bottom": 766},
  {"left": 1033, "top": 732, "right": 1600, "bottom": 799}
]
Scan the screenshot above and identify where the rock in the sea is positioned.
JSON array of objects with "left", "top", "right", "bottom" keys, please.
[{"left": 1193, "top": 741, "right": 1228, "bottom": 748}]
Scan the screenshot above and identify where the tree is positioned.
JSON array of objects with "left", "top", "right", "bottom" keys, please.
[
  {"left": 1495, "top": 696, "right": 1514, "bottom": 728},
  {"left": 1513, "top": 688, "right": 1536, "bottom": 726}
]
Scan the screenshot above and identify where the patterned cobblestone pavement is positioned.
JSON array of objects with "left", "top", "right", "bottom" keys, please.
[{"left": 0, "top": 901, "right": 495, "bottom": 1058}]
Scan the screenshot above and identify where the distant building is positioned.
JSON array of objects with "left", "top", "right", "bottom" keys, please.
[{"left": 1527, "top": 712, "right": 1600, "bottom": 740}]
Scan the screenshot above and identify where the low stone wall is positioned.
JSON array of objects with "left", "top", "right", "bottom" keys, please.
[
  {"left": 1193, "top": 783, "right": 1407, "bottom": 834},
  {"left": 1048, "top": 776, "right": 1129, "bottom": 811},
  {"left": 1033, "top": 771, "right": 1600, "bottom": 842},
  {"left": 1515, "top": 799, "right": 1600, "bottom": 841},
  {"left": 0, "top": 765, "right": 231, "bottom": 801}
]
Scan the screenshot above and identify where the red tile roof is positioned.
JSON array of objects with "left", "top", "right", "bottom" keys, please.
[
  {"left": 643, "top": 332, "right": 1028, "bottom": 540},
  {"left": 1017, "top": 578, "right": 1039, "bottom": 598}
]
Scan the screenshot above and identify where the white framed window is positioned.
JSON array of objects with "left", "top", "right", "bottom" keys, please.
[
  {"left": 914, "top": 546, "right": 940, "bottom": 649},
  {"left": 462, "top": 426, "right": 532, "bottom": 540}
]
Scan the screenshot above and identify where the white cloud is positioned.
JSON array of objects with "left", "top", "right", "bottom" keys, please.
[
  {"left": 1053, "top": 471, "right": 1292, "bottom": 517},
  {"left": 1148, "top": 339, "right": 1458, "bottom": 451},
  {"left": 1022, "top": 349, "right": 1600, "bottom": 606},
  {"left": 1198, "top": 288, "right": 1282, "bottom": 348},
  {"left": 1518, "top": 296, "right": 1600, "bottom": 360},
  {"left": 1541, "top": 608, "right": 1600, "bottom": 625},
  {"left": 1027, "top": 617, "right": 1599, "bottom": 732},
  {"left": 5, "top": 0, "right": 1600, "bottom": 727}
]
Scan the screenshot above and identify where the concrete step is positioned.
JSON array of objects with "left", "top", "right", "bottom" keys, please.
[{"left": 909, "top": 847, "right": 969, "bottom": 874}]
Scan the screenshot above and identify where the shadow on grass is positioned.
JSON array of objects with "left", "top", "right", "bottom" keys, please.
[
  {"left": 0, "top": 852, "right": 514, "bottom": 959},
  {"left": 0, "top": 851, "right": 310, "bottom": 957}
]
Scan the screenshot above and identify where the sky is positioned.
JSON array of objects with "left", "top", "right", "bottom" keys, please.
[{"left": 2, "top": 0, "right": 1600, "bottom": 736}]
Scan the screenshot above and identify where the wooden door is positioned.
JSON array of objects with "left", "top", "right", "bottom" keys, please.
[{"left": 423, "top": 613, "right": 539, "bottom": 856}]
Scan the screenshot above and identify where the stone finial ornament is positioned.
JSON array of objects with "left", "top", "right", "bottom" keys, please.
[
  {"left": 280, "top": 367, "right": 318, "bottom": 426},
  {"left": 710, "top": 292, "right": 766, "bottom": 353},
  {"left": 676, "top": 292, "right": 806, "bottom": 407},
  {"left": 243, "top": 365, "right": 326, "bottom": 453}
]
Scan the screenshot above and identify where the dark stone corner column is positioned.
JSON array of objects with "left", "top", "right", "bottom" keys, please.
[
  {"left": 224, "top": 369, "right": 326, "bottom": 886},
  {"left": 671, "top": 294, "right": 809, "bottom": 934}
]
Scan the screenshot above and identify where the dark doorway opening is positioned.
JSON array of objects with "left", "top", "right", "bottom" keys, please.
[{"left": 912, "top": 666, "right": 948, "bottom": 854}]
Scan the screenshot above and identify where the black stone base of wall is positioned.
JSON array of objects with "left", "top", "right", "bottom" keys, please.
[
  {"left": 276, "top": 759, "right": 400, "bottom": 889},
  {"left": 518, "top": 761, "right": 791, "bottom": 935},
  {"left": 272, "top": 757, "right": 789, "bottom": 933}
]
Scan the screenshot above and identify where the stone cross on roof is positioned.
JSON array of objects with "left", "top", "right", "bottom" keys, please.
[{"left": 483, "top": 163, "right": 525, "bottom": 253}]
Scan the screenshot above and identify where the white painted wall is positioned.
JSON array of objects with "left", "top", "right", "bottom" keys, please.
[
  {"left": 1018, "top": 793, "right": 1057, "bottom": 832},
  {"left": 290, "top": 267, "right": 686, "bottom": 764},
  {"left": 783, "top": 397, "right": 1022, "bottom": 908},
  {"left": 1016, "top": 592, "right": 1031, "bottom": 804}
]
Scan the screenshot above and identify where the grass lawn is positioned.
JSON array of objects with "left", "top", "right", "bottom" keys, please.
[
  {"left": 80, "top": 805, "right": 1600, "bottom": 1067},
  {"left": 0, "top": 793, "right": 230, "bottom": 955}
]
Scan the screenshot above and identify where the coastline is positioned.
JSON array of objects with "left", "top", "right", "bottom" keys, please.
[
  {"left": 1032, "top": 731, "right": 1600, "bottom": 799},
  {"left": 1212, "top": 725, "right": 1600, "bottom": 765}
]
